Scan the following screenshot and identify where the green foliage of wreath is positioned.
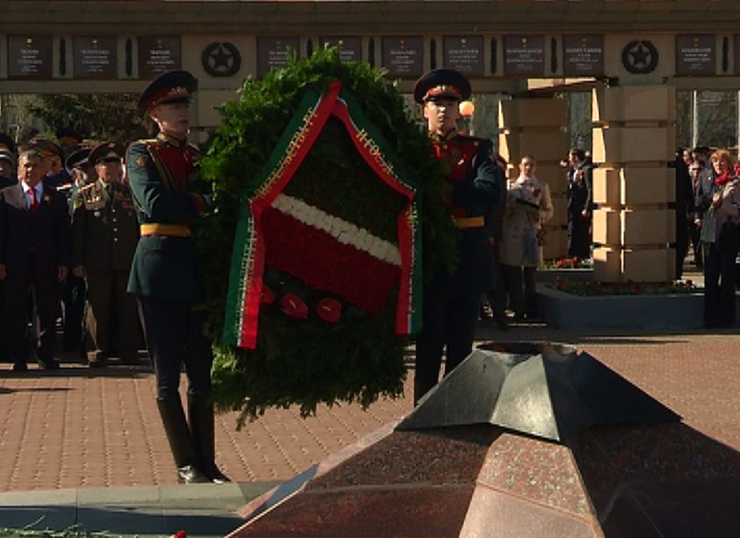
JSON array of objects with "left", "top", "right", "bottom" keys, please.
[{"left": 194, "top": 47, "right": 456, "bottom": 426}]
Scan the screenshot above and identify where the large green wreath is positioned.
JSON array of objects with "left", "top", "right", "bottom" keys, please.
[{"left": 196, "top": 48, "right": 456, "bottom": 426}]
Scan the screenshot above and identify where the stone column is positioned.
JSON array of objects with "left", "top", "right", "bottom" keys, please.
[
  {"left": 498, "top": 98, "right": 569, "bottom": 261},
  {"left": 591, "top": 86, "right": 677, "bottom": 283}
]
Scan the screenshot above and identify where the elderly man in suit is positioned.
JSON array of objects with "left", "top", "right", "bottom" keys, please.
[{"left": 0, "top": 148, "right": 70, "bottom": 371}]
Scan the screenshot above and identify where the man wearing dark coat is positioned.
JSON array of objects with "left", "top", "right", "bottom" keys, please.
[
  {"left": 693, "top": 146, "right": 715, "bottom": 268},
  {"left": 412, "top": 68, "right": 503, "bottom": 404},
  {"left": 0, "top": 149, "right": 70, "bottom": 371},
  {"left": 126, "top": 70, "right": 228, "bottom": 484},
  {"left": 71, "top": 142, "right": 140, "bottom": 367},
  {"left": 566, "top": 148, "right": 593, "bottom": 259}
]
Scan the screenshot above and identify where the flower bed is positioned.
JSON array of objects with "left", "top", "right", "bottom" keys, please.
[
  {"left": 542, "top": 256, "right": 593, "bottom": 270},
  {"left": 549, "top": 278, "right": 696, "bottom": 296},
  {"left": 537, "top": 284, "right": 708, "bottom": 331}
]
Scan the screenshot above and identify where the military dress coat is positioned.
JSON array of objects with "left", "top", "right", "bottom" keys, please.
[
  {"left": 71, "top": 179, "right": 139, "bottom": 272},
  {"left": 429, "top": 134, "right": 502, "bottom": 296},
  {"left": 71, "top": 178, "right": 141, "bottom": 360},
  {"left": 125, "top": 132, "right": 207, "bottom": 303}
]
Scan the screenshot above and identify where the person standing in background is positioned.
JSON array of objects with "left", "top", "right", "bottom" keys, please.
[
  {"left": 0, "top": 149, "right": 70, "bottom": 371},
  {"left": 71, "top": 142, "right": 141, "bottom": 367},
  {"left": 566, "top": 148, "right": 593, "bottom": 260},
  {"left": 499, "top": 155, "right": 553, "bottom": 321},
  {"left": 700, "top": 150, "right": 740, "bottom": 328}
]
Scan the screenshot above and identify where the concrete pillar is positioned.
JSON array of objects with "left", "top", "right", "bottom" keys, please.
[
  {"left": 498, "top": 98, "right": 569, "bottom": 261},
  {"left": 591, "top": 85, "right": 677, "bottom": 283}
]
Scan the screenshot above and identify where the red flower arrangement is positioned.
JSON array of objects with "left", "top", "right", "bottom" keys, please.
[{"left": 543, "top": 256, "right": 592, "bottom": 269}]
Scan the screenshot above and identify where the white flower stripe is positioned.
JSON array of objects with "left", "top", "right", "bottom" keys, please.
[{"left": 272, "top": 193, "right": 401, "bottom": 266}]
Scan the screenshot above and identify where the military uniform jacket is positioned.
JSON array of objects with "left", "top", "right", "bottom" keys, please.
[
  {"left": 125, "top": 132, "right": 206, "bottom": 302},
  {"left": 0, "top": 182, "right": 70, "bottom": 274},
  {"left": 71, "top": 179, "right": 140, "bottom": 273},
  {"left": 431, "top": 134, "right": 502, "bottom": 295}
]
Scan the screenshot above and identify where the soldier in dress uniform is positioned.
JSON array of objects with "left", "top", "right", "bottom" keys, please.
[
  {"left": 126, "top": 70, "right": 228, "bottom": 484},
  {"left": 412, "top": 68, "right": 503, "bottom": 404},
  {"left": 71, "top": 142, "right": 140, "bottom": 367}
]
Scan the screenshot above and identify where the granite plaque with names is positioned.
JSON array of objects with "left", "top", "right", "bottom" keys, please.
[
  {"left": 443, "top": 36, "right": 484, "bottom": 75},
  {"left": 735, "top": 35, "right": 740, "bottom": 75},
  {"left": 8, "top": 36, "right": 53, "bottom": 78},
  {"left": 504, "top": 35, "right": 545, "bottom": 76},
  {"left": 563, "top": 35, "right": 604, "bottom": 77},
  {"left": 257, "top": 38, "right": 300, "bottom": 76},
  {"left": 381, "top": 36, "right": 423, "bottom": 78},
  {"left": 319, "top": 37, "right": 362, "bottom": 63},
  {"left": 676, "top": 35, "right": 715, "bottom": 76},
  {"left": 74, "top": 37, "right": 117, "bottom": 79},
  {"left": 138, "top": 37, "right": 181, "bottom": 79}
]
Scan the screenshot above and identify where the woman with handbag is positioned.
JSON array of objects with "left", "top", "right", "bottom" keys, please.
[
  {"left": 499, "top": 155, "right": 553, "bottom": 321},
  {"left": 700, "top": 149, "right": 740, "bottom": 328}
]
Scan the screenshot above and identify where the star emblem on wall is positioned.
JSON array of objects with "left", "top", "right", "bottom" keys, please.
[
  {"left": 621, "top": 40, "right": 659, "bottom": 74},
  {"left": 202, "top": 42, "right": 242, "bottom": 77}
]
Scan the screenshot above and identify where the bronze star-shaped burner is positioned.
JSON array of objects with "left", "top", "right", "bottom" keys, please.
[{"left": 398, "top": 342, "right": 680, "bottom": 442}]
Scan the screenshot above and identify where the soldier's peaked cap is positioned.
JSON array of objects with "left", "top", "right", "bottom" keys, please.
[
  {"left": 65, "top": 147, "right": 91, "bottom": 170},
  {"left": 26, "top": 137, "right": 63, "bottom": 157},
  {"left": 138, "top": 70, "right": 198, "bottom": 111},
  {"left": 413, "top": 68, "right": 471, "bottom": 104},
  {"left": 0, "top": 133, "right": 16, "bottom": 154},
  {"left": 0, "top": 149, "right": 15, "bottom": 166},
  {"left": 88, "top": 141, "right": 124, "bottom": 165}
]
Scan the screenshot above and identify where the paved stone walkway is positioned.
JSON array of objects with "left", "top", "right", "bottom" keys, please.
[{"left": 2, "top": 323, "right": 739, "bottom": 493}]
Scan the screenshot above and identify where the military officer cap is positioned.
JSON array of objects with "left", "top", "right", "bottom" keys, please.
[
  {"left": 55, "top": 127, "right": 83, "bottom": 147},
  {"left": 138, "top": 70, "right": 198, "bottom": 111},
  {"left": 65, "top": 147, "right": 91, "bottom": 171},
  {"left": 24, "top": 137, "right": 63, "bottom": 159},
  {"left": 88, "top": 141, "right": 124, "bottom": 165},
  {"left": 0, "top": 148, "right": 15, "bottom": 167},
  {"left": 0, "top": 133, "right": 16, "bottom": 155},
  {"left": 413, "top": 68, "right": 471, "bottom": 104}
]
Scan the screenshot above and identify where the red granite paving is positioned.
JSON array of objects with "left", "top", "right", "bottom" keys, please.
[{"left": 0, "top": 330, "right": 739, "bottom": 492}]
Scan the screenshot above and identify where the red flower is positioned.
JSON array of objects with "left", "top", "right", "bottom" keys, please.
[
  {"left": 261, "top": 285, "right": 274, "bottom": 305},
  {"left": 174, "top": 531, "right": 187, "bottom": 538},
  {"left": 316, "top": 298, "right": 342, "bottom": 323},
  {"left": 280, "top": 293, "right": 309, "bottom": 319}
]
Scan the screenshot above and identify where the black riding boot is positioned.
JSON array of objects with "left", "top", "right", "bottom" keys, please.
[
  {"left": 188, "top": 394, "right": 231, "bottom": 483},
  {"left": 156, "top": 396, "right": 210, "bottom": 484}
]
